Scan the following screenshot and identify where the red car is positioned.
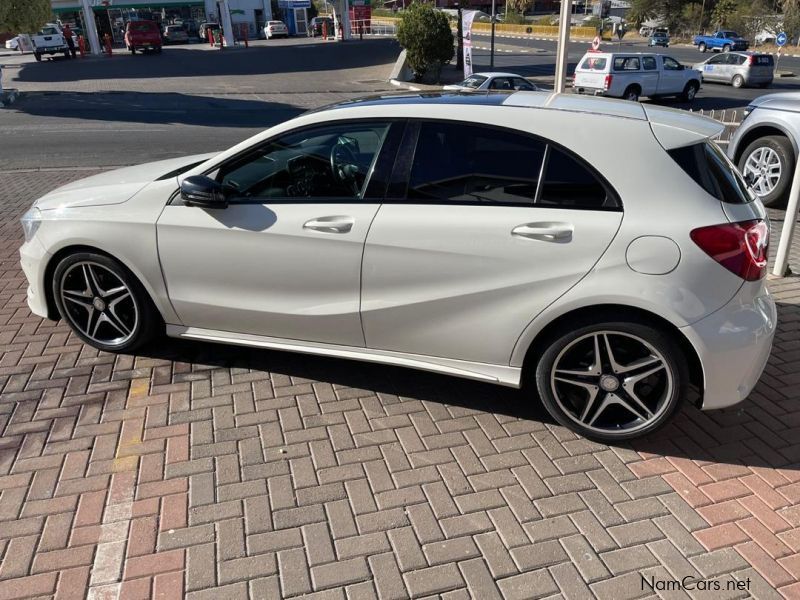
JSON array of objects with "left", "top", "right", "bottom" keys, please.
[{"left": 125, "top": 20, "right": 162, "bottom": 54}]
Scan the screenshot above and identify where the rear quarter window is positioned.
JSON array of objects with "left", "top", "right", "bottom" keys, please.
[
  {"left": 613, "top": 57, "right": 640, "bottom": 71},
  {"left": 668, "top": 142, "right": 753, "bottom": 204}
]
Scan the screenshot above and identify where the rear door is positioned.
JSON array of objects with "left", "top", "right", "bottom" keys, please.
[{"left": 360, "top": 120, "right": 623, "bottom": 365}]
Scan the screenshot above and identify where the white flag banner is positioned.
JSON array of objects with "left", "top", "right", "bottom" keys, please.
[{"left": 462, "top": 10, "right": 478, "bottom": 78}]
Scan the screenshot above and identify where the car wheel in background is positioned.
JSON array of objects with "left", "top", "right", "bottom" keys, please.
[
  {"left": 623, "top": 85, "right": 640, "bottom": 102},
  {"left": 739, "top": 135, "right": 794, "bottom": 208},
  {"left": 53, "top": 252, "right": 160, "bottom": 353},
  {"left": 534, "top": 320, "right": 687, "bottom": 442},
  {"left": 681, "top": 81, "right": 699, "bottom": 102},
  {"left": 732, "top": 74, "right": 745, "bottom": 88},
  {"left": 723, "top": 44, "right": 731, "bottom": 52},
  {"left": 699, "top": 42, "right": 707, "bottom": 52},
  {"left": 129, "top": 46, "right": 135, "bottom": 54},
  {"left": 34, "top": 52, "right": 42, "bottom": 61}
]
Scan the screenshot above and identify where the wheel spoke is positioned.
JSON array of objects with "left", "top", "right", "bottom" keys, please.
[
  {"left": 62, "top": 289, "right": 93, "bottom": 309},
  {"left": 616, "top": 355, "right": 662, "bottom": 375},
  {"left": 617, "top": 387, "right": 654, "bottom": 421},
  {"left": 105, "top": 302, "right": 133, "bottom": 337},
  {"left": 84, "top": 307, "right": 100, "bottom": 338}
]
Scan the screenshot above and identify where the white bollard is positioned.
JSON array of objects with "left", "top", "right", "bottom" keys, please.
[{"left": 772, "top": 153, "right": 800, "bottom": 277}]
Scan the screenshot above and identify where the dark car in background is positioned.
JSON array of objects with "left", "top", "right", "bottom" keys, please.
[{"left": 308, "top": 17, "right": 334, "bottom": 37}]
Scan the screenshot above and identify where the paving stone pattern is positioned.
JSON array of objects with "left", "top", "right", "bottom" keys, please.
[{"left": 1, "top": 171, "right": 799, "bottom": 599}]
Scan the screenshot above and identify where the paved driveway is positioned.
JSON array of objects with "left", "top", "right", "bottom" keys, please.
[{"left": 1, "top": 170, "right": 800, "bottom": 599}]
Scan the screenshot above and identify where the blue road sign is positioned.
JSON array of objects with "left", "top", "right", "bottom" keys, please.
[{"left": 777, "top": 32, "right": 788, "bottom": 47}]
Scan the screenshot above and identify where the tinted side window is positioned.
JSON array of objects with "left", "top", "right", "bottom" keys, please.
[
  {"left": 539, "top": 148, "right": 613, "bottom": 209},
  {"left": 407, "top": 122, "right": 546, "bottom": 205},
  {"left": 580, "top": 56, "right": 607, "bottom": 70},
  {"left": 217, "top": 122, "right": 391, "bottom": 201},
  {"left": 662, "top": 56, "right": 682, "bottom": 70},
  {"left": 642, "top": 56, "right": 657, "bottom": 70},
  {"left": 614, "top": 57, "right": 640, "bottom": 71}
]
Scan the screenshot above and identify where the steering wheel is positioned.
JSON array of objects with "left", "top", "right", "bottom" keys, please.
[{"left": 330, "top": 140, "right": 360, "bottom": 188}]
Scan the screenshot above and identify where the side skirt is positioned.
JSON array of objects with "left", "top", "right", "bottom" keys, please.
[{"left": 166, "top": 325, "right": 522, "bottom": 387}]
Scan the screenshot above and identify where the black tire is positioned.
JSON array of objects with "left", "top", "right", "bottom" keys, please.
[
  {"left": 64, "top": 50, "right": 70, "bottom": 59},
  {"left": 130, "top": 46, "right": 136, "bottom": 54},
  {"left": 732, "top": 74, "right": 745, "bottom": 88},
  {"left": 699, "top": 42, "right": 707, "bottom": 53},
  {"left": 533, "top": 319, "right": 688, "bottom": 442},
  {"left": 723, "top": 43, "right": 731, "bottom": 52},
  {"left": 737, "top": 135, "right": 794, "bottom": 208},
  {"left": 623, "top": 85, "right": 640, "bottom": 102},
  {"left": 681, "top": 80, "right": 699, "bottom": 102},
  {"left": 52, "top": 252, "right": 160, "bottom": 353},
  {"left": 34, "top": 52, "right": 42, "bottom": 62}
]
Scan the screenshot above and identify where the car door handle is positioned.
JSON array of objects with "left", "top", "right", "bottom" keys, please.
[
  {"left": 303, "top": 216, "right": 354, "bottom": 234},
  {"left": 511, "top": 222, "right": 573, "bottom": 242}
]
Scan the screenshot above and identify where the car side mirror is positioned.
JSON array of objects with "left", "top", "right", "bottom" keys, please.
[{"left": 180, "top": 175, "right": 228, "bottom": 209}]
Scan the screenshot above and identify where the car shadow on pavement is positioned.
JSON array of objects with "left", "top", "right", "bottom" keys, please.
[
  {"left": 140, "top": 337, "right": 556, "bottom": 427},
  {"left": 629, "top": 298, "right": 800, "bottom": 471},
  {"left": 10, "top": 91, "right": 305, "bottom": 127},
  {"left": 12, "top": 39, "right": 401, "bottom": 84},
  {"left": 137, "top": 296, "right": 800, "bottom": 469}
]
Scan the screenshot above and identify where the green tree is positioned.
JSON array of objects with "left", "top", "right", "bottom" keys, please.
[
  {"left": 396, "top": 2, "right": 454, "bottom": 82},
  {"left": 711, "top": 0, "right": 738, "bottom": 27},
  {"left": 0, "top": 0, "right": 51, "bottom": 34}
]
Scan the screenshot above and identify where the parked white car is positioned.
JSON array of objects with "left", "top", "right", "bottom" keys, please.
[
  {"left": 19, "top": 91, "right": 775, "bottom": 441},
  {"left": 573, "top": 51, "right": 702, "bottom": 102},
  {"left": 443, "top": 72, "right": 537, "bottom": 92},
  {"left": 31, "top": 24, "right": 70, "bottom": 62},
  {"left": 263, "top": 20, "right": 289, "bottom": 39}
]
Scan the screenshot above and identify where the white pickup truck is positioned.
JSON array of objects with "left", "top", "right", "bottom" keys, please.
[
  {"left": 31, "top": 24, "right": 70, "bottom": 62},
  {"left": 573, "top": 51, "right": 702, "bottom": 103}
]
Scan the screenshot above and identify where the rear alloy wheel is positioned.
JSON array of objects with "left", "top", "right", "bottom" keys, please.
[
  {"left": 535, "top": 321, "right": 687, "bottom": 442},
  {"left": 723, "top": 43, "right": 732, "bottom": 52},
  {"left": 623, "top": 86, "right": 640, "bottom": 102},
  {"left": 699, "top": 42, "right": 707, "bottom": 52},
  {"left": 732, "top": 74, "right": 745, "bottom": 88},
  {"left": 53, "top": 252, "right": 159, "bottom": 353},
  {"left": 739, "top": 135, "right": 794, "bottom": 208}
]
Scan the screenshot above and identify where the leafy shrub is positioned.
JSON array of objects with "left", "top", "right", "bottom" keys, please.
[{"left": 396, "top": 3, "right": 454, "bottom": 82}]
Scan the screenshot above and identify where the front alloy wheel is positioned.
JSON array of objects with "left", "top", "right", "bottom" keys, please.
[
  {"left": 53, "top": 252, "right": 159, "bottom": 352},
  {"left": 535, "top": 322, "right": 686, "bottom": 441}
]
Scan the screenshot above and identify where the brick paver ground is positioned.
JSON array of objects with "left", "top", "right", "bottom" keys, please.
[{"left": 1, "top": 170, "right": 799, "bottom": 599}]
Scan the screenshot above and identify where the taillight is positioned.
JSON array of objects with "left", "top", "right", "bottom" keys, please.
[
  {"left": 691, "top": 220, "right": 769, "bottom": 281},
  {"left": 746, "top": 55, "right": 754, "bottom": 66},
  {"left": 603, "top": 74, "right": 613, "bottom": 90}
]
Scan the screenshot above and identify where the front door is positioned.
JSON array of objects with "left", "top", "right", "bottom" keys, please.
[
  {"left": 157, "top": 120, "right": 400, "bottom": 347},
  {"left": 361, "top": 120, "right": 623, "bottom": 366},
  {"left": 701, "top": 54, "right": 728, "bottom": 82},
  {"left": 657, "top": 55, "right": 686, "bottom": 94}
]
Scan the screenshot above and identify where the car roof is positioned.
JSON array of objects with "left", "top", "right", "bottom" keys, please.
[{"left": 470, "top": 72, "right": 526, "bottom": 78}]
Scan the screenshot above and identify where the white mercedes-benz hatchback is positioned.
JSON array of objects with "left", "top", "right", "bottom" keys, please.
[{"left": 19, "top": 92, "right": 776, "bottom": 441}]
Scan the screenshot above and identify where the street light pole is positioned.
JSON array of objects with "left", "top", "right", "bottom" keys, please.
[
  {"left": 490, "top": 0, "right": 496, "bottom": 68},
  {"left": 554, "top": 0, "right": 573, "bottom": 93}
]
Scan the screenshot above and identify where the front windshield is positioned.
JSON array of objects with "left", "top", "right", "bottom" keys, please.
[{"left": 460, "top": 75, "right": 488, "bottom": 89}]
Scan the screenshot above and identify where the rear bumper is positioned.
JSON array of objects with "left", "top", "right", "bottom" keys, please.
[
  {"left": 573, "top": 87, "right": 606, "bottom": 96},
  {"left": 682, "top": 282, "right": 776, "bottom": 410}
]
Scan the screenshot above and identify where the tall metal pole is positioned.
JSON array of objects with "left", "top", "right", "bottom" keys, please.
[
  {"left": 79, "top": 0, "right": 102, "bottom": 55},
  {"left": 554, "top": 0, "right": 572, "bottom": 93},
  {"left": 457, "top": 6, "right": 463, "bottom": 70},
  {"left": 490, "top": 0, "right": 496, "bottom": 68},
  {"left": 773, "top": 159, "right": 800, "bottom": 277}
]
